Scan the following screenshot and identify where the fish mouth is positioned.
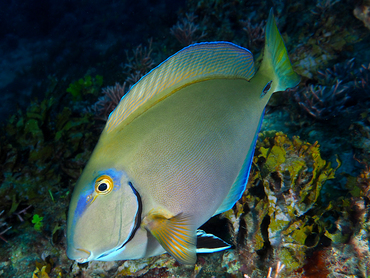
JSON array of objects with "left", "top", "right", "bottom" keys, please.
[{"left": 68, "top": 248, "right": 92, "bottom": 263}]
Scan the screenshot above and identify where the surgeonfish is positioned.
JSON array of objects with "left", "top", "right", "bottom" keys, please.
[{"left": 66, "top": 9, "right": 300, "bottom": 265}]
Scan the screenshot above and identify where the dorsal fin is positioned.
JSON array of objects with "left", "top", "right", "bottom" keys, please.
[{"left": 106, "top": 42, "right": 255, "bottom": 132}]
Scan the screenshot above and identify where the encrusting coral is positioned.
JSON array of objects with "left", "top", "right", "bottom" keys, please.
[{"left": 221, "top": 131, "right": 338, "bottom": 276}]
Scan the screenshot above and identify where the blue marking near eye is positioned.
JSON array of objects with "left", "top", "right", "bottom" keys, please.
[
  {"left": 73, "top": 188, "right": 94, "bottom": 226},
  {"left": 97, "top": 169, "right": 122, "bottom": 190},
  {"left": 73, "top": 168, "right": 123, "bottom": 226}
]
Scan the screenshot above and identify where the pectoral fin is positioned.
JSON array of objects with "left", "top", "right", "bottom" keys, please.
[{"left": 142, "top": 212, "right": 196, "bottom": 264}]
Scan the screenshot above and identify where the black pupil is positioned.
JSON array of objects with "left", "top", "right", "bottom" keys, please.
[{"left": 98, "top": 182, "right": 108, "bottom": 192}]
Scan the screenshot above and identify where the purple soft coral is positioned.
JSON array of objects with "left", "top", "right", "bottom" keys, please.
[{"left": 89, "top": 82, "right": 127, "bottom": 120}]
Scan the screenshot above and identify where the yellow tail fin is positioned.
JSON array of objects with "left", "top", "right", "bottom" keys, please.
[{"left": 259, "top": 9, "right": 300, "bottom": 92}]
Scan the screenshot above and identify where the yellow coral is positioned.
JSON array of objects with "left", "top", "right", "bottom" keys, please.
[{"left": 32, "top": 266, "right": 50, "bottom": 278}]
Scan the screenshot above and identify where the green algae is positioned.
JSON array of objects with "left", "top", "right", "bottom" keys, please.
[
  {"left": 31, "top": 214, "right": 44, "bottom": 231},
  {"left": 66, "top": 75, "right": 103, "bottom": 101},
  {"left": 0, "top": 84, "right": 99, "bottom": 277}
]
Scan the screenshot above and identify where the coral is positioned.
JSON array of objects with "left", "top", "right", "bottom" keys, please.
[
  {"left": 1, "top": 0, "right": 369, "bottom": 276},
  {"left": 185, "top": 0, "right": 273, "bottom": 45},
  {"left": 348, "top": 199, "right": 370, "bottom": 277},
  {"left": 294, "top": 59, "right": 370, "bottom": 121},
  {"left": 244, "top": 261, "right": 285, "bottom": 278},
  {"left": 221, "top": 250, "right": 241, "bottom": 275},
  {"left": 88, "top": 82, "right": 128, "bottom": 120},
  {"left": 222, "top": 131, "right": 337, "bottom": 275},
  {"left": 290, "top": 2, "right": 360, "bottom": 79},
  {"left": 347, "top": 159, "right": 370, "bottom": 200},
  {"left": 122, "top": 39, "right": 155, "bottom": 85},
  {"left": 310, "top": 0, "right": 341, "bottom": 16},
  {"left": 0, "top": 210, "right": 11, "bottom": 243},
  {"left": 267, "top": 261, "right": 285, "bottom": 278},
  {"left": 349, "top": 111, "right": 370, "bottom": 163},
  {"left": 297, "top": 249, "right": 330, "bottom": 278},
  {"left": 354, "top": 4, "right": 370, "bottom": 30},
  {"left": 325, "top": 242, "right": 366, "bottom": 277},
  {"left": 88, "top": 41, "right": 157, "bottom": 121},
  {"left": 0, "top": 88, "right": 98, "bottom": 275},
  {"left": 170, "top": 13, "right": 206, "bottom": 46},
  {"left": 294, "top": 81, "right": 350, "bottom": 120},
  {"left": 32, "top": 256, "right": 57, "bottom": 278},
  {"left": 1, "top": 97, "right": 96, "bottom": 198},
  {"left": 358, "top": 166, "right": 370, "bottom": 198},
  {"left": 255, "top": 132, "right": 335, "bottom": 218},
  {"left": 295, "top": 159, "right": 370, "bottom": 277},
  {"left": 240, "top": 18, "right": 265, "bottom": 52},
  {"left": 69, "top": 253, "right": 214, "bottom": 277}
]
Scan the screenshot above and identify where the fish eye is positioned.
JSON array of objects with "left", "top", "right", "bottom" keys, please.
[
  {"left": 95, "top": 175, "right": 114, "bottom": 195},
  {"left": 98, "top": 183, "right": 108, "bottom": 191}
]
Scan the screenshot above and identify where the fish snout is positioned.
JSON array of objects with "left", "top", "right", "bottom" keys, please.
[{"left": 67, "top": 247, "right": 92, "bottom": 263}]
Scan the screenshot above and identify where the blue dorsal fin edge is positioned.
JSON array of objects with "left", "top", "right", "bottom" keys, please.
[{"left": 106, "top": 42, "right": 255, "bottom": 132}]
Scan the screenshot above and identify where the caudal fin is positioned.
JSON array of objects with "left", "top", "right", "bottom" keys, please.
[{"left": 259, "top": 9, "right": 300, "bottom": 92}]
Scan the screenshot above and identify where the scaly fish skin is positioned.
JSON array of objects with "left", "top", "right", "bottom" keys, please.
[{"left": 67, "top": 9, "right": 300, "bottom": 264}]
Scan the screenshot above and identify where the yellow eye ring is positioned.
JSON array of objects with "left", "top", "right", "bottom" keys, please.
[{"left": 95, "top": 175, "right": 114, "bottom": 195}]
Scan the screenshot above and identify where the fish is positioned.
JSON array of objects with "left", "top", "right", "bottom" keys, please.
[{"left": 66, "top": 9, "right": 300, "bottom": 265}]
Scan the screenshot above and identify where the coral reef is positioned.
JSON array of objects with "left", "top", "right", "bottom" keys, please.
[
  {"left": 349, "top": 109, "right": 370, "bottom": 162},
  {"left": 293, "top": 59, "right": 370, "bottom": 123},
  {"left": 289, "top": 1, "right": 361, "bottom": 79},
  {"left": 122, "top": 39, "right": 156, "bottom": 85},
  {"left": 354, "top": 4, "right": 370, "bottom": 30},
  {"left": 221, "top": 132, "right": 337, "bottom": 276},
  {"left": 170, "top": 13, "right": 207, "bottom": 46},
  {"left": 240, "top": 18, "right": 265, "bottom": 52},
  {"left": 0, "top": 87, "right": 98, "bottom": 276},
  {"left": 88, "top": 82, "right": 128, "bottom": 121},
  {"left": 0, "top": 210, "right": 11, "bottom": 243}
]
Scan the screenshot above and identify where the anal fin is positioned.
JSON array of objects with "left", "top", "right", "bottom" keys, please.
[
  {"left": 142, "top": 212, "right": 196, "bottom": 264},
  {"left": 196, "top": 230, "right": 231, "bottom": 253}
]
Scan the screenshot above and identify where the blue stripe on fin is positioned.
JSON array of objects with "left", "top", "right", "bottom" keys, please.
[
  {"left": 213, "top": 110, "right": 265, "bottom": 215},
  {"left": 106, "top": 42, "right": 255, "bottom": 132},
  {"left": 196, "top": 230, "right": 231, "bottom": 253}
]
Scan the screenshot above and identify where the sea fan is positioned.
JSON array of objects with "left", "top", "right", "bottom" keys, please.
[
  {"left": 294, "top": 59, "right": 370, "bottom": 121},
  {"left": 89, "top": 82, "right": 127, "bottom": 120}
]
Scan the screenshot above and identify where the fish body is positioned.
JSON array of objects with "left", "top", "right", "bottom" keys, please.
[{"left": 67, "top": 10, "right": 300, "bottom": 264}]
